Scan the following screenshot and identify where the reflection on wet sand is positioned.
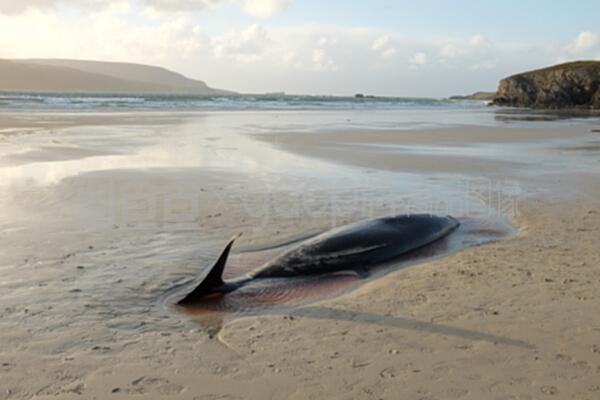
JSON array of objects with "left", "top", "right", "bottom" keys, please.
[{"left": 494, "top": 108, "right": 600, "bottom": 123}]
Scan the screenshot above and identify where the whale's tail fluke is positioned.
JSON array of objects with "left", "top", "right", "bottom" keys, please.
[{"left": 178, "top": 233, "right": 242, "bottom": 305}]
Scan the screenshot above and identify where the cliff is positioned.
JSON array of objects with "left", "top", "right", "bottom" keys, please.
[
  {"left": 492, "top": 61, "right": 600, "bottom": 109},
  {"left": 0, "top": 59, "right": 232, "bottom": 95}
]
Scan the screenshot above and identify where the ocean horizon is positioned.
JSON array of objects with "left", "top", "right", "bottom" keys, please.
[{"left": 0, "top": 92, "right": 487, "bottom": 112}]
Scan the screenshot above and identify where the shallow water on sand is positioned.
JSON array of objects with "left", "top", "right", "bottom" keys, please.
[{"left": 0, "top": 109, "right": 599, "bottom": 362}]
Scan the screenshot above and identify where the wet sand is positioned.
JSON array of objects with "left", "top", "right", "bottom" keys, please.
[
  {"left": 257, "top": 126, "right": 599, "bottom": 175},
  {"left": 1, "top": 112, "right": 600, "bottom": 399}
]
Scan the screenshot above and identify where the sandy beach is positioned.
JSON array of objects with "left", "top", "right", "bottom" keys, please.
[{"left": 1, "top": 110, "right": 600, "bottom": 399}]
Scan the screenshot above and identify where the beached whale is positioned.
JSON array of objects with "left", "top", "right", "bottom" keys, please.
[{"left": 178, "top": 214, "right": 459, "bottom": 304}]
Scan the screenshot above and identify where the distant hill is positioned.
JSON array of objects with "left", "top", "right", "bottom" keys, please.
[
  {"left": 492, "top": 61, "right": 600, "bottom": 109},
  {"left": 449, "top": 91, "right": 496, "bottom": 101},
  {"left": 0, "top": 58, "right": 232, "bottom": 95}
]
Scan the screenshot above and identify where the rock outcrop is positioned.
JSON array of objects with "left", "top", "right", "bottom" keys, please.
[
  {"left": 492, "top": 61, "right": 600, "bottom": 109},
  {"left": 449, "top": 92, "right": 496, "bottom": 101}
]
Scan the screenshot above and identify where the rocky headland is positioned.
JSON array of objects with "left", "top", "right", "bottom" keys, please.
[
  {"left": 449, "top": 91, "right": 496, "bottom": 101},
  {"left": 492, "top": 61, "right": 600, "bottom": 109}
]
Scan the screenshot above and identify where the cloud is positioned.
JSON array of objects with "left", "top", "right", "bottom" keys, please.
[
  {"left": 0, "top": 0, "right": 251, "bottom": 15},
  {"left": 381, "top": 47, "right": 396, "bottom": 58},
  {"left": 281, "top": 50, "right": 302, "bottom": 68},
  {"left": 371, "top": 35, "right": 396, "bottom": 59},
  {"left": 0, "top": 0, "right": 52, "bottom": 14},
  {"left": 470, "top": 35, "right": 490, "bottom": 46},
  {"left": 311, "top": 48, "right": 338, "bottom": 71},
  {"left": 409, "top": 52, "right": 427, "bottom": 65},
  {"left": 439, "top": 43, "right": 464, "bottom": 59},
  {"left": 317, "top": 36, "right": 337, "bottom": 46},
  {"left": 371, "top": 35, "right": 391, "bottom": 51},
  {"left": 0, "top": 6, "right": 208, "bottom": 63},
  {"left": 435, "top": 35, "right": 503, "bottom": 71},
  {"left": 567, "top": 31, "right": 600, "bottom": 54},
  {"left": 243, "top": 0, "right": 289, "bottom": 18},
  {"left": 140, "top": 0, "right": 226, "bottom": 12},
  {"left": 0, "top": 0, "right": 108, "bottom": 14},
  {"left": 439, "top": 35, "right": 491, "bottom": 61},
  {"left": 212, "top": 24, "right": 272, "bottom": 62}
]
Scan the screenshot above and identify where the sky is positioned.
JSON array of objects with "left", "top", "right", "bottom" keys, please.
[{"left": 1, "top": 0, "right": 599, "bottom": 97}]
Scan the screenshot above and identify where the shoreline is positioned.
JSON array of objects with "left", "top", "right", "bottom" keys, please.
[{"left": 1, "top": 112, "right": 600, "bottom": 399}]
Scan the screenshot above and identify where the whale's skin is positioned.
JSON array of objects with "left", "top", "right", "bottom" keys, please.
[{"left": 178, "top": 214, "right": 459, "bottom": 304}]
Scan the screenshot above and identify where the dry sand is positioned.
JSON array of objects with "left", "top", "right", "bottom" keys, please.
[{"left": 1, "top": 114, "right": 600, "bottom": 399}]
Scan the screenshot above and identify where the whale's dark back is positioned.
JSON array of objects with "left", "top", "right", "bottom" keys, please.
[{"left": 251, "top": 214, "right": 459, "bottom": 278}]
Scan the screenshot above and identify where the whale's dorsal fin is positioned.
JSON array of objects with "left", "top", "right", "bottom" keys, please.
[{"left": 178, "top": 233, "right": 241, "bottom": 305}]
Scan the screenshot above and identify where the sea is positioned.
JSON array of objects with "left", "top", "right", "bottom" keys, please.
[
  {"left": 2, "top": 92, "right": 598, "bottom": 131},
  {"left": 0, "top": 92, "right": 482, "bottom": 112}
]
